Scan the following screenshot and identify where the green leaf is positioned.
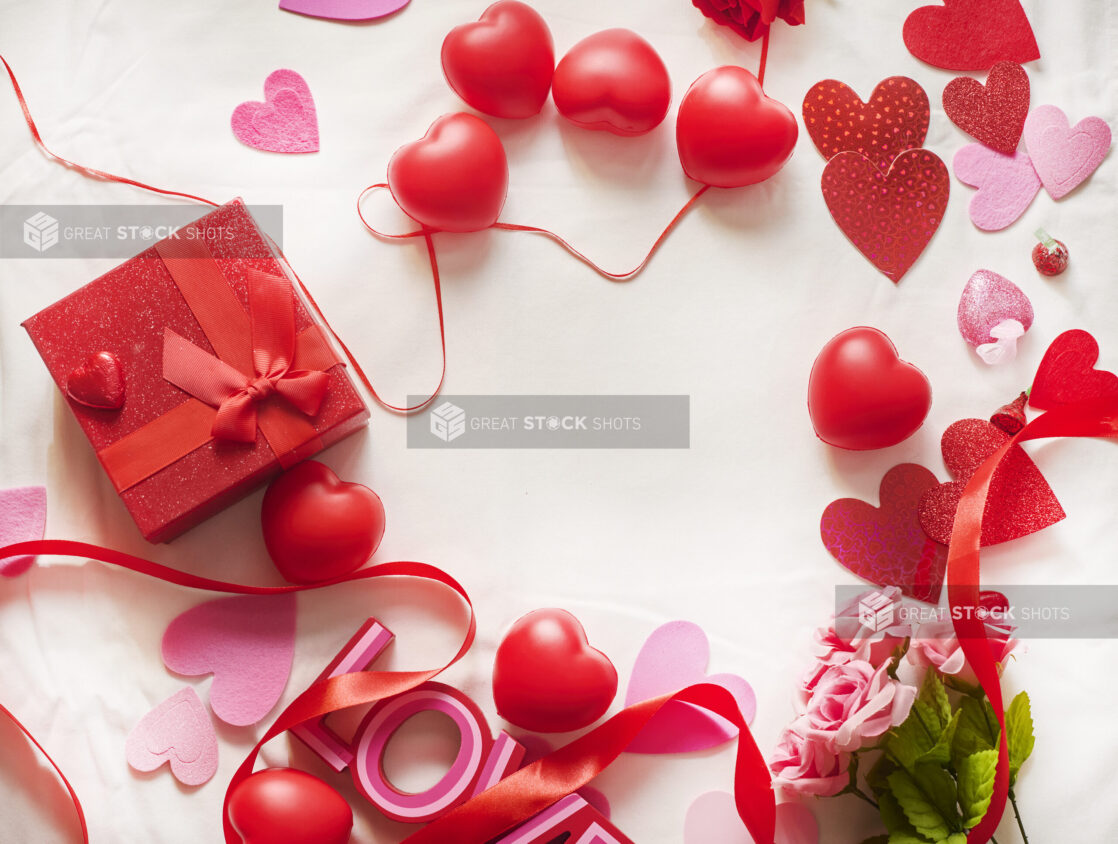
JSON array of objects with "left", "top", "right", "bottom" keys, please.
[
  {"left": 952, "top": 696, "right": 999, "bottom": 768},
  {"left": 888, "top": 765, "right": 959, "bottom": 841},
  {"left": 888, "top": 834, "right": 934, "bottom": 844},
  {"left": 889, "top": 700, "right": 942, "bottom": 772},
  {"left": 879, "top": 792, "right": 933, "bottom": 844},
  {"left": 1006, "top": 691, "right": 1035, "bottom": 786},
  {"left": 958, "top": 748, "right": 999, "bottom": 829},
  {"left": 945, "top": 835, "right": 968, "bottom": 844},
  {"left": 920, "top": 670, "right": 952, "bottom": 727},
  {"left": 867, "top": 753, "right": 898, "bottom": 797},
  {"left": 917, "top": 710, "right": 960, "bottom": 768},
  {"left": 859, "top": 837, "right": 890, "bottom": 844}
]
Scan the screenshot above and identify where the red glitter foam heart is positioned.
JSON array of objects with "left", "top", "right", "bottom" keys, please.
[
  {"left": 65, "top": 351, "right": 125, "bottom": 409},
  {"left": 903, "top": 0, "right": 1040, "bottom": 72},
  {"left": 943, "top": 61, "right": 1030, "bottom": 154},
  {"left": 820, "top": 464, "right": 947, "bottom": 603},
  {"left": 821, "top": 149, "right": 950, "bottom": 283},
  {"left": 802, "top": 76, "right": 930, "bottom": 173},
  {"left": 918, "top": 418, "right": 1065, "bottom": 547},
  {"left": 1029, "top": 329, "right": 1118, "bottom": 410}
]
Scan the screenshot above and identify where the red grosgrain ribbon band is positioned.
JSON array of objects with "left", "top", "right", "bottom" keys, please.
[{"left": 946, "top": 396, "right": 1118, "bottom": 843}]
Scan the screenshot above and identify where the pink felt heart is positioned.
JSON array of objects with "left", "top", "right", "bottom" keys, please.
[
  {"left": 278, "top": 0, "right": 409, "bottom": 20},
  {"left": 624, "top": 621, "right": 756, "bottom": 754},
  {"left": 957, "top": 269, "right": 1033, "bottom": 347},
  {"left": 162, "top": 594, "right": 296, "bottom": 727},
  {"left": 125, "top": 688, "right": 218, "bottom": 786},
  {"left": 684, "top": 792, "right": 818, "bottom": 844},
  {"left": 1023, "top": 105, "right": 1111, "bottom": 200},
  {"left": 0, "top": 486, "right": 46, "bottom": 578},
  {"left": 232, "top": 69, "right": 319, "bottom": 154},
  {"left": 953, "top": 144, "right": 1041, "bottom": 231}
]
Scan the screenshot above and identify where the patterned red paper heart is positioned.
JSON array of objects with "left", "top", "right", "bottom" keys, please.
[
  {"left": 918, "top": 418, "right": 1065, "bottom": 547},
  {"left": 802, "top": 76, "right": 930, "bottom": 173},
  {"left": 903, "top": 0, "right": 1040, "bottom": 72},
  {"left": 820, "top": 464, "right": 947, "bottom": 603},
  {"left": 821, "top": 149, "right": 949, "bottom": 283},
  {"left": 943, "top": 61, "right": 1030, "bottom": 154},
  {"left": 65, "top": 351, "right": 125, "bottom": 409},
  {"left": 1029, "top": 329, "right": 1118, "bottom": 410}
]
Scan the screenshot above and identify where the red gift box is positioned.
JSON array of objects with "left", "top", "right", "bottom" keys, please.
[{"left": 22, "top": 199, "right": 369, "bottom": 542}]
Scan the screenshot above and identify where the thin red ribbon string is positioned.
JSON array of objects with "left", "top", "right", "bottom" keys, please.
[
  {"left": 758, "top": 30, "right": 771, "bottom": 88},
  {"left": 946, "top": 396, "right": 1118, "bottom": 843}
]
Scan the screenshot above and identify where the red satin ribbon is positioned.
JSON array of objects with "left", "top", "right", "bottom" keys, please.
[
  {"left": 946, "top": 396, "right": 1118, "bottom": 843},
  {"left": 162, "top": 270, "right": 331, "bottom": 442}
]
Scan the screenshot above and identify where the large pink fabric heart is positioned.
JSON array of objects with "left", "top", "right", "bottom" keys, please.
[
  {"left": 1023, "top": 105, "right": 1111, "bottom": 200},
  {"left": 162, "top": 594, "right": 296, "bottom": 727},
  {"left": 125, "top": 687, "right": 218, "bottom": 786},
  {"left": 684, "top": 792, "right": 818, "bottom": 844},
  {"left": 953, "top": 144, "right": 1041, "bottom": 231},
  {"left": 0, "top": 486, "right": 46, "bottom": 577},
  {"left": 232, "top": 69, "right": 319, "bottom": 153},
  {"left": 624, "top": 621, "right": 756, "bottom": 754}
]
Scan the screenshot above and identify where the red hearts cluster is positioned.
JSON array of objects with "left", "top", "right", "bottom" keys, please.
[
  {"left": 802, "top": 76, "right": 948, "bottom": 283},
  {"left": 389, "top": 0, "right": 798, "bottom": 234}
]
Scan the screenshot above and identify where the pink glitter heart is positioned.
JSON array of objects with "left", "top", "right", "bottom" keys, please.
[
  {"left": 232, "top": 69, "right": 319, "bottom": 153},
  {"left": 1023, "top": 105, "right": 1111, "bottom": 200},
  {"left": 953, "top": 144, "right": 1041, "bottom": 231},
  {"left": 957, "top": 269, "right": 1033, "bottom": 347}
]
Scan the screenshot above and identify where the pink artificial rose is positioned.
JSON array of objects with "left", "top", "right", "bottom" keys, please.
[
  {"left": 691, "top": 0, "right": 806, "bottom": 43},
  {"left": 907, "top": 620, "right": 1021, "bottom": 686},
  {"left": 799, "top": 660, "right": 917, "bottom": 753},
  {"left": 770, "top": 725, "right": 851, "bottom": 797},
  {"left": 812, "top": 586, "right": 912, "bottom": 669}
]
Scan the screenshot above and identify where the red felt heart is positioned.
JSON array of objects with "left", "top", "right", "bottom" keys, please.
[
  {"left": 493, "top": 608, "right": 618, "bottom": 733},
  {"left": 802, "top": 76, "right": 930, "bottom": 173},
  {"left": 808, "top": 327, "right": 932, "bottom": 451},
  {"left": 387, "top": 112, "right": 509, "bottom": 232},
  {"left": 821, "top": 149, "right": 949, "bottom": 283},
  {"left": 676, "top": 66, "right": 798, "bottom": 188},
  {"left": 228, "top": 768, "right": 353, "bottom": 844},
  {"left": 261, "top": 461, "right": 386, "bottom": 584},
  {"left": 820, "top": 464, "right": 946, "bottom": 603},
  {"left": 1029, "top": 329, "right": 1118, "bottom": 410},
  {"left": 441, "top": 0, "right": 555, "bottom": 119},
  {"left": 918, "top": 418, "right": 1065, "bottom": 547},
  {"left": 942, "top": 61, "right": 1030, "bottom": 154},
  {"left": 552, "top": 29, "right": 671, "bottom": 137},
  {"left": 65, "top": 351, "right": 125, "bottom": 410},
  {"left": 903, "top": 0, "right": 1040, "bottom": 72}
]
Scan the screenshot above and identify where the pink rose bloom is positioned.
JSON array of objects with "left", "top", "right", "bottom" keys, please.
[
  {"left": 799, "top": 660, "right": 916, "bottom": 753},
  {"left": 770, "top": 725, "right": 850, "bottom": 797},
  {"left": 907, "top": 620, "right": 1021, "bottom": 686},
  {"left": 812, "top": 586, "right": 913, "bottom": 669}
]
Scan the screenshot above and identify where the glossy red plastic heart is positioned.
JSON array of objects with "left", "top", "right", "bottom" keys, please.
[
  {"left": 552, "top": 29, "right": 671, "bottom": 137},
  {"left": 676, "top": 66, "right": 798, "bottom": 188},
  {"left": 387, "top": 112, "right": 509, "bottom": 232},
  {"left": 228, "top": 768, "right": 353, "bottom": 844},
  {"left": 493, "top": 608, "right": 618, "bottom": 733},
  {"left": 808, "top": 327, "right": 932, "bottom": 451},
  {"left": 441, "top": 0, "right": 554, "bottom": 119},
  {"left": 261, "top": 461, "right": 385, "bottom": 584},
  {"left": 66, "top": 351, "right": 125, "bottom": 409}
]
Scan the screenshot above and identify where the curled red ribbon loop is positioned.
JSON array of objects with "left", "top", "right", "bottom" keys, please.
[
  {"left": 946, "top": 396, "right": 1118, "bottom": 843},
  {"left": 162, "top": 270, "right": 331, "bottom": 442}
]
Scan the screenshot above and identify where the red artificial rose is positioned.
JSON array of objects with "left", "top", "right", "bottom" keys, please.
[{"left": 692, "top": 0, "right": 805, "bottom": 42}]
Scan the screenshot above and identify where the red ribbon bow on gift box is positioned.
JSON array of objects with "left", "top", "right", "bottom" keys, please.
[{"left": 163, "top": 270, "right": 330, "bottom": 443}]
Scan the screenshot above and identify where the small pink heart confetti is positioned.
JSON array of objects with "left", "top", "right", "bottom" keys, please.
[
  {"left": 953, "top": 144, "right": 1041, "bottom": 231},
  {"left": 684, "top": 792, "right": 818, "bottom": 844},
  {"left": 125, "top": 688, "right": 218, "bottom": 786},
  {"left": 0, "top": 486, "right": 46, "bottom": 578},
  {"left": 1023, "top": 105, "right": 1111, "bottom": 200},
  {"left": 232, "top": 69, "right": 319, "bottom": 154},
  {"left": 957, "top": 269, "right": 1034, "bottom": 348},
  {"left": 624, "top": 621, "right": 756, "bottom": 755},
  {"left": 162, "top": 594, "right": 296, "bottom": 727}
]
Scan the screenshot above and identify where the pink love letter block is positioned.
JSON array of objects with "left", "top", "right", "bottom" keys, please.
[
  {"left": 162, "top": 594, "right": 296, "bottom": 727},
  {"left": 624, "top": 621, "right": 756, "bottom": 754},
  {"left": 684, "top": 792, "right": 818, "bottom": 844},
  {"left": 0, "top": 486, "right": 47, "bottom": 577},
  {"left": 232, "top": 69, "right": 319, "bottom": 153},
  {"left": 953, "top": 144, "right": 1041, "bottom": 231},
  {"left": 1023, "top": 105, "right": 1111, "bottom": 200},
  {"left": 126, "top": 688, "right": 218, "bottom": 786}
]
